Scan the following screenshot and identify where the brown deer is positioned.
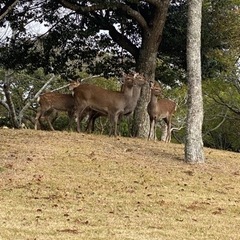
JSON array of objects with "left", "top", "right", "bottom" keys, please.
[
  {"left": 34, "top": 92, "right": 75, "bottom": 131},
  {"left": 147, "top": 82, "right": 177, "bottom": 142},
  {"left": 72, "top": 72, "right": 146, "bottom": 136},
  {"left": 84, "top": 76, "right": 143, "bottom": 134}
]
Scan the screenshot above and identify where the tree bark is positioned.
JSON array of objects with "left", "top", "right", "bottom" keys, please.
[
  {"left": 132, "top": 0, "right": 170, "bottom": 137},
  {"left": 185, "top": 0, "right": 205, "bottom": 163}
]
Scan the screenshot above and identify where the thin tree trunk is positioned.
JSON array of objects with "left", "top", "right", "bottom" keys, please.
[
  {"left": 2, "top": 72, "right": 55, "bottom": 128},
  {"left": 3, "top": 70, "right": 19, "bottom": 128},
  {"left": 185, "top": 0, "right": 205, "bottom": 163}
]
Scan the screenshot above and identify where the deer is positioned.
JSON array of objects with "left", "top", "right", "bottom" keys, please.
[
  {"left": 71, "top": 72, "right": 146, "bottom": 136},
  {"left": 34, "top": 92, "right": 75, "bottom": 131},
  {"left": 84, "top": 76, "right": 143, "bottom": 134},
  {"left": 147, "top": 81, "right": 177, "bottom": 142}
]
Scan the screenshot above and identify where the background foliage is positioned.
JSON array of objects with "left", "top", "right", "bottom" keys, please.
[{"left": 0, "top": 0, "right": 239, "bottom": 151}]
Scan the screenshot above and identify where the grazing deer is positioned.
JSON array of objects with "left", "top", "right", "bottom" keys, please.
[
  {"left": 147, "top": 82, "right": 177, "bottom": 142},
  {"left": 72, "top": 72, "right": 146, "bottom": 136},
  {"left": 34, "top": 92, "right": 75, "bottom": 131}
]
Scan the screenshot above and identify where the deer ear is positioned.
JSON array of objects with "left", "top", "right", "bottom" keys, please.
[
  {"left": 133, "top": 71, "right": 140, "bottom": 76},
  {"left": 149, "top": 81, "right": 155, "bottom": 88},
  {"left": 140, "top": 74, "right": 146, "bottom": 82},
  {"left": 119, "top": 77, "right": 124, "bottom": 84}
]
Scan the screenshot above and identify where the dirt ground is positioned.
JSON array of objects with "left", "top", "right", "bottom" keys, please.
[{"left": 0, "top": 129, "right": 240, "bottom": 240}]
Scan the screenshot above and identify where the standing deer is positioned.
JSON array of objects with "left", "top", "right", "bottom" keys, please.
[
  {"left": 84, "top": 76, "right": 143, "bottom": 134},
  {"left": 147, "top": 82, "right": 177, "bottom": 142},
  {"left": 34, "top": 92, "right": 75, "bottom": 131},
  {"left": 72, "top": 72, "right": 146, "bottom": 136}
]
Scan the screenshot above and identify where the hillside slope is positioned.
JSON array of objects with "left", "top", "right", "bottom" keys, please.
[{"left": 0, "top": 129, "right": 240, "bottom": 240}]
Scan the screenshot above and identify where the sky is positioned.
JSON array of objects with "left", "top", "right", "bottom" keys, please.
[{"left": 0, "top": 21, "right": 49, "bottom": 42}]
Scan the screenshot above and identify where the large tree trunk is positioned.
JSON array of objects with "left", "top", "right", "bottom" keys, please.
[
  {"left": 132, "top": 0, "right": 170, "bottom": 138},
  {"left": 185, "top": 0, "right": 205, "bottom": 163},
  {"left": 132, "top": 48, "right": 157, "bottom": 137}
]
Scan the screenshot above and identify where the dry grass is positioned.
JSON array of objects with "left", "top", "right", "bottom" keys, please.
[{"left": 0, "top": 129, "right": 240, "bottom": 240}]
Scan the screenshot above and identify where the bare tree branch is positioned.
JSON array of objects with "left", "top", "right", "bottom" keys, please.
[
  {"left": 50, "top": 74, "right": 103, "bottom": 92},
  {"left": 145, "top": 0, "right": 161, "bottom": 7},
  {"left": 57, "top": 0, "right": 149, "bottom": 30},
  {"left": 95, "top": 18, "right": 139, "bottom": 58},
  {"left": 3, "top": 71, "right": 19, "bottom": 128},
  {"left": 212, "top": 95, "right": 240, "bottom": 115},
  {"left": 18, "top": 74, "right": 55, "bottom": 125},
  {"left": 203, "top": 110, "right": 229, "bottom": 137},
  {"left": 56, "top": 0, "right": 147, "bottom": 58},
  {"left": 0, "top": 0, "right": 19, "bottom": 22},
  {"left": 0, "top": 99, "right": 10, "bottom": 111}
]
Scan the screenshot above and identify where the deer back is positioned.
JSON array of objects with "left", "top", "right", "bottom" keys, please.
[
  {"left": 157, "top": 99, "right": 176, "bottom": 118},
  {"left": 73, "top": 83, "right": 133, "bottom": 114},
  {"left": 39, "top": 92, "right": 74, "bottom": 111}
]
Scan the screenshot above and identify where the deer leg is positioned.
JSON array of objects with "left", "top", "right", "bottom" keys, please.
[
  {"left": 46, "top": 115, "right": 55, "bottom": 131},
  {"left": 86, "top": 111, "right": 94, "bottom": 133},
  {"left": 148, "top": 117, "right": 154, "bottom": 140},
  {"left": 163, "top": 117, "right": 171, "bottom": 142},
  {"left": 108, "top": 113, "right": 113, "bottom": 136},
  {"left": 43, "top": 109, "right": 56, "bottom": 131},
  {"left": 86, "top": 110, "right": 99, "bottom": 133},
  {"left": 117, "top": 113, "right": 124, "bottom": 136},
  {"left": 91, "top": 113, "right": 99, "bottom": 133},
  {"left": 108, "top": 113, "right": 119, "bottom": 137},
  {"left": 76, "top": 105, "right": 88, "bottom": 133},
  {"left": 67, "top": 110, "right": 74, "bottom": 130},
  {"left": 76, "top": 110, "right": 82, "bottom": 133},
  {"left": 166, "top": 124, "right": 170, "bottom": 142},
  {"left": 34, "top": 110, "right": 42, "bottom": 130},
  {"left": 114, "top": 111, "right": 124, "bottom": 137},
  {"left": 113, "top": 113, "right": 120, "bottom": 137},
  {"left": 153, "top": 118, "right": 157, "bottom": 141},
  {"left": 166, "top": 117, "right": 172, "bottom": 143},
  {"left": 75, "top": 109, "right": 82, "bottom": 133}
]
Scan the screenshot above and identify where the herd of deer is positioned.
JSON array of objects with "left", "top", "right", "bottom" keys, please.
[{"left": 34, "top": 72, "right": 177, "bottom": 142}]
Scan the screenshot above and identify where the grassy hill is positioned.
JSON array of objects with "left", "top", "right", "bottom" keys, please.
[{"left": 0, "top": 129, "right": 239, "bottom": 240}]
